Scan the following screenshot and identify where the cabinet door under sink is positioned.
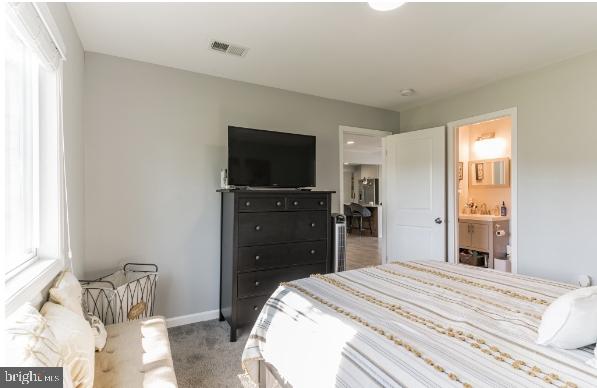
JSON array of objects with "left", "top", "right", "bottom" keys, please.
[
  {"left": 470, "top": 223, "right": 490, "bottom": 251},
  {"left": 459, "top": 222, "right": 471, "bottom": 247}
]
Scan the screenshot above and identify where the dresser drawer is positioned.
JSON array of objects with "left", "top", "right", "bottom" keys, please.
[
  {"left": 238, "top": 211, "right": 327, "bottom": 246},
  {"left": 238, "top": 212, "right": 288, "bottom": 245},
  {"left": 238, "top": 244, "right": 287, "bottom": 271},
  {"left": 286, "top": 196, "right": 328, "bottom": 211},
  {"left": 238, "top": 196, "right": 285, "bottom": 212},
  {"left": 237, "top": 295, "right": 269, "bottom": 324},
  {"left": 237, "top": 263, "right": 325, "bottom": 299},
  {"left": 288, "top": 211, "right": 327, "bottom": 242},
  {"left": 238, "top": 241, "right": 327, "bottom": 272}
]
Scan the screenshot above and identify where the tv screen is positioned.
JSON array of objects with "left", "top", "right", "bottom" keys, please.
[{"left": 228, "top": 126, "right": 316, "bottom": 188}]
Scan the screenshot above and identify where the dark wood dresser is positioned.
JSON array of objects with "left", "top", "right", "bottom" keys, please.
[{"left": 218, "top": 189, "right": 334, "bottom": 341}]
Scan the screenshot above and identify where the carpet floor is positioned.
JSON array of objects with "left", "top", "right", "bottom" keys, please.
[{"left": 168, "top": 320, "right": 252, "bottom": 388}]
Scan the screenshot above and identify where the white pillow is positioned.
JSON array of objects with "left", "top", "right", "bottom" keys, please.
[
  {"left": 5, "top": 303, "right": 64, "bottom": 367},
  {"left": 49, "top": 271, "right": 85, "bottom": 317},
  {"left": 536, "top": 286, "right": 597, "bottom": 349},
  {"left": 5, "top": 304, "right": 75, "bottom": 388},
  {"left": 41, "top": 302, "right": 95, "bottom": 388}
]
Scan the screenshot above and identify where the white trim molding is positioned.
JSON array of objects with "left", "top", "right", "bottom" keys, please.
[
  {"left": 446, "top": 107, "right": 518, "bottom": 273},
  {"left": 5, "top": 258, "right": 64, "bottom": 316},
  {"left": 166, "top": 309, "right": 220, "bottom": 328}
]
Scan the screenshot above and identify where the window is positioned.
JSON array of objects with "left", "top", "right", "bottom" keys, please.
[
  {"left": 4, "top": 3, "right": 66, "bottom": 284},
  {"left": 5, "top": 18, "right": 41, "bottom": 274}
]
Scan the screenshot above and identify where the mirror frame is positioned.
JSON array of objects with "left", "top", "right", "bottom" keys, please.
[{"left": 468, "top": 157, "right": 510, "bottom": 188}]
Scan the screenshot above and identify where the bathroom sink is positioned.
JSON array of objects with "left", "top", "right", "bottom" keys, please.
[{"left": 459, "top": 214, "right": 510, "bottom": 222}]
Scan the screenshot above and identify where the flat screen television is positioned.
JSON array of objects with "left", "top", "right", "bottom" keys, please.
[{"left": 227, "top": 126, "right": 316, "bottom": 188}]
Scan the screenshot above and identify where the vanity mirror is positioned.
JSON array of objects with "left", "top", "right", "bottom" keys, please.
[{"left": 469, "top": 157, "right": 510, "bottom": 188}]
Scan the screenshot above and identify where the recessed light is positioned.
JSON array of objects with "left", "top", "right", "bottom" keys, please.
[
  {"left": 368, "top": 0, "right": 405, "bottom": 12},
  {"left": 346, "top": 141, "right": 355, "bottom": 145},
  {"left": 400, "top": 88, "right": 416, "bottom": 97}
]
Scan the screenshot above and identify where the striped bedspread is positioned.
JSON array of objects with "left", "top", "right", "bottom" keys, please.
[{"left": 242, "top": 261, "right": 597, "bottom": 388}]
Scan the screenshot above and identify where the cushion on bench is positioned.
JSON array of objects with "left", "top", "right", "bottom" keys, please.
[{"left": 94, "top": 316, "right": 177, "bottom": 388}]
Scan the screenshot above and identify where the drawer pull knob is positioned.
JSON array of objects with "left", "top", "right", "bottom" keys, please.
[
  {"left": 276, "top": 201, "right": 282, "bottom": 207},
  {"left": 319, "top": 201, "right": 324, "bottom": 206},
  {"left": 253, "top": 305, "right": 258, "bottom": 311},
  {"left": 255, "top": 281, "right": 260, "bottom": 287},
  {"left": 310, "top": 249, "right": 316, "bottom": 255},
  {"left": 310, "top": 222, "right": 316, "bottom": 228},
  {"left": 255, "top": 225, "right": 261, "bottom": 231},
  {"left": 293, "top": 201, "right": 299, "bottom": 206},
  {"left": 245, "top": 201, "right": 251, "bottom": 206},
  {"left": 255, "top": 255, "right": 260, "bottom": 261}
]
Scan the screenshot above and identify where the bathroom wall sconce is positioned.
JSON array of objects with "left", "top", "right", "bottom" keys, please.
[
  {"left": 474, "top": 132, "right": 506, "bottom": 159},
  {"left": 476, "top": 132, "right": 495, "bottom": 141}
]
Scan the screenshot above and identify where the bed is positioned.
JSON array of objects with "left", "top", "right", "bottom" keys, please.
[{"left": 242, "top": 261, "right": 597, "bottom": 388}]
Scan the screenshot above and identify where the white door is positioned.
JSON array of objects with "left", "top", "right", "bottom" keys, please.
[{"left": 383, "top": 126, "right": 446, "bottom": 262}]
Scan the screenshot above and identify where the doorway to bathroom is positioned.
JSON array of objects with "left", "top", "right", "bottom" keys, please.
[{"left": 447, "top": 108, "right": 517, "bottom": 273}]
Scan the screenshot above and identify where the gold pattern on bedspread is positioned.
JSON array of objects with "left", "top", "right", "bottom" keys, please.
[
  {"left": 312, "top": 274, "right": 578, "bottom": 388},
  {"left": 374, "top": 265, "right": 543, "bottom": 320},
  {"left": 241, "top": 261, "right": 597, "bottom": 388},
  {"left": 282, "top": 281, "right": 473, "bottom": 388},
  {"left": 392, "top": 262, "right": 551, "bottom": 305}
]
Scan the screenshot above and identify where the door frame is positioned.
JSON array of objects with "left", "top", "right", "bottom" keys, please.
[
  {"left": 338, "top": 125, "right": 392, "bottom": 214},
  {"left": 446, "top": 107, "right": 518, "bottom": 273}
]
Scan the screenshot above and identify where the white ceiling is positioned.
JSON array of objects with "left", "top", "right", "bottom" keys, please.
[{"left": 68, "top": 2, "right": 597, "bottom": 111}]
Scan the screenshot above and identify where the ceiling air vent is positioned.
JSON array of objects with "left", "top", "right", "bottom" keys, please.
[{"left": 210, "top": 40, "right": 248, "bottom": 57}]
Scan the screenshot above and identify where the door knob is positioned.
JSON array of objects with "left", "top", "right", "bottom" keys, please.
[
  {"left": 255, "top": 225, "right": 261, "bottom": 231},
  {"left": 434, "top": 217, "right": 443, "bottom": 224},
  {"left": 255, "top": 281, "right": 260, "bottom": 287},
  {"left": 310, "top": 222, "right": 316, "bottom": 227}
]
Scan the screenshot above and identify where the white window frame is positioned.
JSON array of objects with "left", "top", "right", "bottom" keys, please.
[
  {"left": 5, "top": 41, "right": 41, "bottom": 277},
  {"left": 4, "top": 3, "right": 67, "bottom": 316}
]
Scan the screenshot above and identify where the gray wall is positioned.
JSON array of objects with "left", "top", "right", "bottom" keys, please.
[
  {"left": 83, "top": 53, "right": 400, "bottom": 318},
  {"left": 400, "top": 50, "right": 597, "bottom": 285},
  {"left": 48, "top": 3, "right": 86, "bottom": 277}
]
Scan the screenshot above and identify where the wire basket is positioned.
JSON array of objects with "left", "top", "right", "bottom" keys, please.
[{"left": 80, "top": 263, "right": 158, "bottom": 325}]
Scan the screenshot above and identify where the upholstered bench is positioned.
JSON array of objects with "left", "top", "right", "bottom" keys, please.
[
  {"left": 94, "top": 316, "right": 177, "bottom": 388},
  {"left": 6, "top": 270, "right": 178, "bottom": 388}
]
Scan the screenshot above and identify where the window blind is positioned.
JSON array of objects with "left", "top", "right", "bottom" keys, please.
[{"left": 7, "top": 2, "right": 66, "bottom": 71}]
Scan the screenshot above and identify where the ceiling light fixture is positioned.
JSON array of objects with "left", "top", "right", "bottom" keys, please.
[
  {"left": 346, "top": 141, "right": 355, "bottom": 145},
  {"left": 400, "top": 88, "right": 416, "bottom": 97},
  {"left": 368, "top": 0, "right": 405, "bottom": 12}
]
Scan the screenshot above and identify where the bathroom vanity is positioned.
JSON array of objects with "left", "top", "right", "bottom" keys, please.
[{"left": 458, "top": 214, "right": 510, "bottom": 269}]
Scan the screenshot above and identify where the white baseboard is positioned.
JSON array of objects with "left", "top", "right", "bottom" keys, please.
[{"left": 166, "top": 309, "right": 220, "bottom": 328}]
